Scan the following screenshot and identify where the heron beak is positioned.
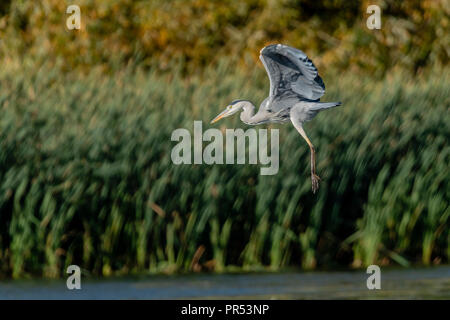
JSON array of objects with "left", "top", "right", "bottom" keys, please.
[{"left": 211, "top": 107, "right": 231, "bottom": 124}]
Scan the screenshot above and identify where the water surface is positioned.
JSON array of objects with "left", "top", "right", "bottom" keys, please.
[{"left": 1, "top": 266, "right": 448, "bottom": 299}]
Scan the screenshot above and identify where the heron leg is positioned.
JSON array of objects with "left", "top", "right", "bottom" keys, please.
[
  {"left": 296, "top": 126, "right": 320, "bottom": 193},
  {"left": 309, "top": 145, "right": 320, "bottom": 193}
]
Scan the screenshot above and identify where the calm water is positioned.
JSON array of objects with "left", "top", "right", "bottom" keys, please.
[{"left": 1, "top": 266, "right": 449, "bottom": 299}]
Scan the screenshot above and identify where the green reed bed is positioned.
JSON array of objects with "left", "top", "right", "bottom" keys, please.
[{"left": 0, "top": 62, "right": 448, "bottom": 278}]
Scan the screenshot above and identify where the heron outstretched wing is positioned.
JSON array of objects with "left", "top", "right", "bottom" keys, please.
[{"left": 259, "top": 44, "right": 325, "bottom": 102}]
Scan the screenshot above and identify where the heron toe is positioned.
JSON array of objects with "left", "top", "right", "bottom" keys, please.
[{"left": 311, "top": 174, "right": 320, "bottom": 193}]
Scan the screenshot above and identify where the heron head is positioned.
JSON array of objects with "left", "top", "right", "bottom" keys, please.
[{"left": 211, "top": 100, "right": 246, "bottom": 124}]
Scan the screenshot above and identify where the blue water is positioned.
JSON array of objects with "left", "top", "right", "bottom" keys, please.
[{"left": 1, "top": 266, "right": 449, "bottom": 299}]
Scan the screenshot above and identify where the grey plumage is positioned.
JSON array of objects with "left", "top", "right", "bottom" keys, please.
[
  {"left": 260, "top": 44, "right": 325, "bottom": 102},
  {"left": 211, "top": 44, "right": 342, "bottom": 193}
]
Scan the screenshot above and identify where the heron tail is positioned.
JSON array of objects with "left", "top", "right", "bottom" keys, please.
[{"left": 308, "top": 101, "right": 342, "bottom": 111}]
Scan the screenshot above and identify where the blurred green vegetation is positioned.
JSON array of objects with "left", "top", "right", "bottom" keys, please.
[
  {"left": 0, "top": 1, "right": 448, "bottom": 278},
  {"left": 0, "top": 60, "right": 448, "bottom": 278}
]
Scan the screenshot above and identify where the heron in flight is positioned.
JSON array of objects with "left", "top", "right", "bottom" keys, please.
[{"left": 211, "top": 44, "right": 341, "bottom": 193}]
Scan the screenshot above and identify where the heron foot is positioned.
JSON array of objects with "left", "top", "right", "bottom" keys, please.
[{"left": 311, "top": 174, "right": 320, "bottom": 194}]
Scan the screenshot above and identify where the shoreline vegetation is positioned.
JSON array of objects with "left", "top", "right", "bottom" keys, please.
[
  {"left": 0, "top": 61, "right": 448, "bottom": 279},
  {"left": 1, "top": 1, "right": 448, "bottom": 76},
  {"left": 0, "top": 1, "right": 448, "bottom": 278}
]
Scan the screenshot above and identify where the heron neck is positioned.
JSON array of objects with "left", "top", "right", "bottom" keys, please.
[{"left": 240, "top": 103, "right": 258, "bottom": 125}]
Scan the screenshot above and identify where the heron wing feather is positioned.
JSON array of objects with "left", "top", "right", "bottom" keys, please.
[{"left": 259, "top": 44, "right": 325, "bottom": 102}]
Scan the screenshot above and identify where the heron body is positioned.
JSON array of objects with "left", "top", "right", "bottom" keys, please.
[{"left": 211, "top": 44, "right": 342, "bottom": 193}]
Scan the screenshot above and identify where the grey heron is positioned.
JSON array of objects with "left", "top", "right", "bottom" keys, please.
[{"left": 211, "top": 44, "right": 341, "bottom": 193}]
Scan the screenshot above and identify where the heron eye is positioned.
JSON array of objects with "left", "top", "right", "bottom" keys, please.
[{"left": 228, "top": 106, "right": 232, "bottom": 109}]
